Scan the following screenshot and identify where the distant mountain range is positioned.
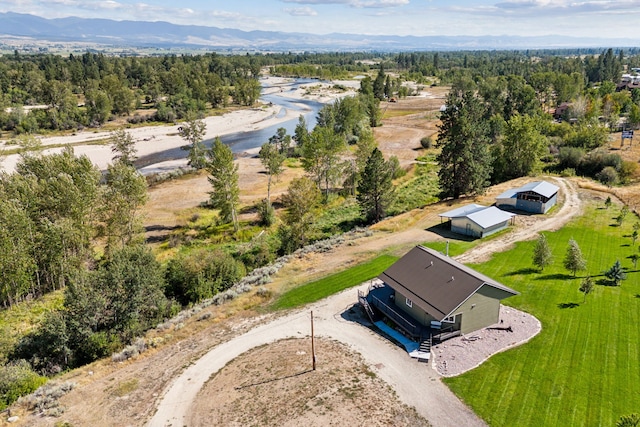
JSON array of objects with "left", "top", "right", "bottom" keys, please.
[{"left": 1, "top": 12, "right": 639, "bottom": 52}]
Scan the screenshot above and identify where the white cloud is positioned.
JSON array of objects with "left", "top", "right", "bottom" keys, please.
[
  {"left": 284, "top": 6, "right": 318, "bottom": 16},
  {"left": 352, "top": 0, "right": 409, "bottom": 7},
  {"left": 281, "top": 0, "right": 408, "bottom": 7}
]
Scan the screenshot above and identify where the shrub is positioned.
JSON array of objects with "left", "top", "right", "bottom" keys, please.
[
  {"left": 0, "top": 360, "right": 47, "bottom": 410},
  {"left": 20, "top": 381, "right": 75, "bottom": 415},
  {"left": 420, "top": 136, "right": 433, "bottom": 149},
  {"left": 388, "top": 155, "right": 406, "bottom": 179},
  {"left": 256, "top": 199, "right": 276, "bottom": 227},
  {"left": 165, "top": 249, "right": 246, "bottom": 306},
  {"left": 557, "top": 146, "right": 584, "bottom": 170},
  {"left": 596, "top": 166, "right": 618, "bottom": 186}
]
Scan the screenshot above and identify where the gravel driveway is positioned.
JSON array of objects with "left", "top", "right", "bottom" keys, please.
[{"left": 148, "top": 283, "right": 486, "bottom": 427}]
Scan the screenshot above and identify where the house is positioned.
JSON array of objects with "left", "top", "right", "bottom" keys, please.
[
  {"left": 553, "top": 102, "right": 571, "bottom": 120},
  {"left": 438, "top": 204, "right": 515, "bottom": 238},
  {"left": 496, "top": 181, "right": 559, "bottom": 214},
  {"left": 361, "top": 246, "right": 518, "bottom": 343}
]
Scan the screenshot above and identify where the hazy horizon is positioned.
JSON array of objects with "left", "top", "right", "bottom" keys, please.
[{"left": 1, "top": 0, "right": 639, "bottom": 40}]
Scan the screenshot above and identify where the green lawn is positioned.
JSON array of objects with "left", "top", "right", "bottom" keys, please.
[
  {"left": 444, "top": 203, "right": 640, "bottom": 426},
  {"left": 271, "top": 254, "right": 398, "bottom": 310}
]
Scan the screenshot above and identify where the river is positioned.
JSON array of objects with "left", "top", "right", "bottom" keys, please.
[{"left": 135, "top": 78, "right": 326, "bottom": 169}]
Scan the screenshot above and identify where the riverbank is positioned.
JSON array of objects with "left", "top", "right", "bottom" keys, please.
[{"left": 0, "top": 76, "right": 357, "bottom": 174}]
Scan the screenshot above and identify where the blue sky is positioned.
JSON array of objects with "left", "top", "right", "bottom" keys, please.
[{"left": 2, "top": 0, "right": 640, "bottom": 39}]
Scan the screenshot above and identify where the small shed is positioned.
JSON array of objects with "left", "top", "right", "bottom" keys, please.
[
  {"left": 374, "top": 245, "right": 519, "bottom": 336},
  {"left": 439, "top": 204, "right": 515, "bottom": 238},
  {"left": 496, "top": 181, "right": 559, "bottom": 214}
]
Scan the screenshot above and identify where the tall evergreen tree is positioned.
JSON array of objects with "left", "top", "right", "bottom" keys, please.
[
  {"left": 436, "top": 88, "right": 492, "bottom": 199},
  {"left": 605, "top": 260, "right": 626, "bottom": 286},
  {"left": 206, "top": 137, "right": 239, "bottom": 231},
  {"left": 532, "top": 233, "right": 553, "bottom": 271},
  {"left": 563, "top": 238, "right": 587, "bottom": 277},
  {"left": 357, "top": 148, "right": 395, "bottom": 224}
]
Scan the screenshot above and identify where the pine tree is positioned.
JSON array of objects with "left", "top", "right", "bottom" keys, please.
[
  {"left": 563, "top": 238, "right": 587, "bottom": 277},
  {"left": 605, "top": 260, "right": 626, "bottom": 286},
  {"left": 206, "top": 137, "right": 239, "bottom": 231},
  {"left": 532, "top": 233, "right": 553, "bottom": 271},
  {"left": 436, "top": 88, "right": 492, "bottom": 199},
  {"left": 357, "top": 148, "right": 395, "bottom": 224}
]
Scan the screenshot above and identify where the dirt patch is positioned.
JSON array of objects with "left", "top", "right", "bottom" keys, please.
[{"left": 188, "top": 338, "right": 430, "bottom": 427}]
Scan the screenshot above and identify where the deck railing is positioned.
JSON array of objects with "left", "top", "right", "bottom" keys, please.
[{"left": 370, "top": 294, "right": 421, "bottom": 337}]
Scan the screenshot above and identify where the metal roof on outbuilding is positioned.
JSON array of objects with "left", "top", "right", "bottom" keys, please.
[
  {"left": 439, "top": 204, "right": 515, "bottom": 229},
  {"left": 439, "top": 204, "right": 487, "bottom": 219},
  {"left": 466, "top": 206, "right": 515, "bottom": 229},
  {"left": 497, "top": 181, "right": 559, "bottom": 200}
]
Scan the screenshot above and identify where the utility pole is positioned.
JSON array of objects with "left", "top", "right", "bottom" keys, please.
[{"left": 311, "top": 311, "right": 316, "bottom": 371}]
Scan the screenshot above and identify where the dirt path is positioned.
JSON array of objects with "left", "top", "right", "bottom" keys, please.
[
  {"left": 148, "top": 284, "right": 485, "bottom": 427},
  {"left": 456, "top": 178, "right": 581, "bottom": 264}
]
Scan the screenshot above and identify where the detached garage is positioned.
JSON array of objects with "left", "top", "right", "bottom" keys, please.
[
  {"left": 439, "top": 204, "right": 515, "bottom": 238},
  {"left": 496, "top": 181, "right": 559, "bottom": 214}
]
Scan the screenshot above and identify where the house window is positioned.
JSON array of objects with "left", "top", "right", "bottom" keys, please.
[
  {"left": 405, "top": 298, "right": 413, "bottom": 308},
  {"left": 443, "top": 315, "right": 456, "bottom": 323}
]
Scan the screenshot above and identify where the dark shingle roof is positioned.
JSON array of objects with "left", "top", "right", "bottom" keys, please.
[{"left": 378, "top": 245, "right": 518, "bottom": 321}]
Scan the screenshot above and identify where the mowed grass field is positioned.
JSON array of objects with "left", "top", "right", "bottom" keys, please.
[
  {"left": 271, "top": 254, "right": 398, "bottom": 310},
  {"left": 444, "top": 201, "right": 640, "bottom": 426}
]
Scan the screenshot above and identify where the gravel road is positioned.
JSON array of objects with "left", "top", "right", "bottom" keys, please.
[
  {"left": 148, "top": 177, "right": 582, "bottom": 427},
  {"left": 147, "top": 283, "right": 486, "bottom": 427}
]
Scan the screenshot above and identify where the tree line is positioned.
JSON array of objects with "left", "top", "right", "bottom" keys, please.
[{"left": 0, "top": 52, "right": 264, "bottom": 133}]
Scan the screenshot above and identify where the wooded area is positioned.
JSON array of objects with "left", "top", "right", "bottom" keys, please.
[{"left": 2, "top": 47, "right": 640, "bottom": 410}]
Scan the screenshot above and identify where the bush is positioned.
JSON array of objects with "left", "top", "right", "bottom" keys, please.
[
  {"left": 596, "top": 166, "right": 618, "bottom": 186},
  {"left": 557, "top": 146, "right": 584, "bottom": 170},
  {"left": 165, "top": 249, "right": 246, "bottom": 305},
  {"left": 20, "top": 380, "right": 75, "bottom": 416},
  {"left": 256, "top": 199, "right": 276, "bottom": 227},
  {"left": 388, "top": 155, "right": 406, "bottom": 179},
  {"left": 0, "top": 360, "right": 47, "bottom": 410},
  {"left": 420, "top": 136, "right": 433, "bottom": 149}
]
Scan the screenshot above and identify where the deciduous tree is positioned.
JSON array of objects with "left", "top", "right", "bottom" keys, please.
[
  {"left": 579, "top": 276, "right": 594, "bottom": 303},
  {"left": 279, "top": 177, "right": 321, "bottom": 253},
  {"left": 206, "top": 137, "right": 239, "bottom": 231},
  {"left": 259, "top": 141, "right": 285, "bottom": 209},
  {"left": 110, "top": 129, "right": 137, "bottom": 166},
  {"left": 179, "top": 115, "right": 207, "bottom": 169},
  {"left": 301, "top": 126, "right": 346, "bottom": 200},
  {"left": 492, "top": 114, "right": 548, "bottom": 182}
]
